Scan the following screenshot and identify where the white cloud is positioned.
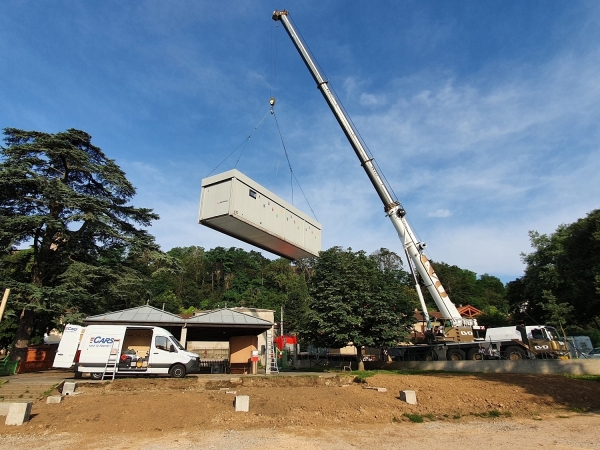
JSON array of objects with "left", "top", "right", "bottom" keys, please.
[
  {"left": 428, "top": 209, "right": 451, "bottom": 218},
  {"left": 359, "top": 92, "right": 386, "bottom": 108}
]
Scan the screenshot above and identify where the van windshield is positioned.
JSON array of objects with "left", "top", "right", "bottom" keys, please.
[{"left": 170, "top": 336, "right": 184, "bottom": 350}]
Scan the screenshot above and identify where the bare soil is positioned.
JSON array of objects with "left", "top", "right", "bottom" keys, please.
[{"left": 1, "top": 372, "right": 599, "bottom": 449}]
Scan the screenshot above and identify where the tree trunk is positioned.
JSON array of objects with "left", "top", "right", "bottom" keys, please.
[{"left": 9, "top": 307, "right": 34, "bottom": 362}]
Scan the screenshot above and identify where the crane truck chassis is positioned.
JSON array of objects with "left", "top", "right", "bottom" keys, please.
[
  {"left": 272, "top": 11, "right": 569, "bottom": 361},
  {"left": 389, "top": 325, "right": 568, "bottom": 361}
]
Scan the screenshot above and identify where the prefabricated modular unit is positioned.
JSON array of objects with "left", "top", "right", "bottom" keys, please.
[{"left": 199, "top": 169, "right": 321, "bottom": 260}]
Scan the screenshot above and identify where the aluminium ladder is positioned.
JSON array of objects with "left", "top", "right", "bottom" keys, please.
[
  {"left": 265, "top": 329, "right": 279, "bottom": 375},
  {"left": 101, "top": 338, "right": 122, "bottom": 381}
]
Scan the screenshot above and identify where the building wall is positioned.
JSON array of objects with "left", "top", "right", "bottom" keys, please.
[
  {"left": 231, "top": 307, "right": 275, "bottom": 363},
  {"left": 229, "top": 335, "right": 258, "bottom": 364}
]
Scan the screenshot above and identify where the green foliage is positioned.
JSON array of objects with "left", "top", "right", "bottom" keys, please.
[
  {"left": 476, "top": 306, "right": 511, "bottom": 328},
  {"left": 425, "top": 262, "right": 508, "bottom": 312},
  {"left": 0, "top": 128, "right": 168, "bottom": 351},
  {"left": 509, "top": 210, "right": 600, "bottom": 330},
  {"left": 352, "top": 370, "right": 378, "bottom": 382},
  {"left": 301, "top": 247, "right": 417, "bottom": 352},
  {"left": 403, "top": 413, "right": 424, "bottom": 423}
]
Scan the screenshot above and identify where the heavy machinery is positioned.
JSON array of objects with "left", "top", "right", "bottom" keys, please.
[
  {"left": 272, "top": 10, "right": 474, "bottom": 339},
  {"left": 272, "top": 11, "right": 569, "bottom": 360}
]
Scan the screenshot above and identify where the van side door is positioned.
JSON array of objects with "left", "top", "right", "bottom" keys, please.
[{"left": 53, "top": 325, "right": 84, "bottom": 368}]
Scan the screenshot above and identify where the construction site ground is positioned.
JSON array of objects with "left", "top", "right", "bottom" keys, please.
[{"left": 1, "top": 369, "right": 599, "bottom": 449}]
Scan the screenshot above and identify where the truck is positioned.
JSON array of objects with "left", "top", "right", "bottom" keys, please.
[
  {"left": 272, "top": 10, "right": 569, "bottom": 361},
  {"left": 390, "top": 324, "right": 568, "bottom": 361},
  {"left": 53, "top": 324, "right": 201, "bottom": 379}
]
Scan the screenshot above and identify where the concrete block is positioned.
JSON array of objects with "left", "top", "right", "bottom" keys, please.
[
  {"left": 0, "top": 403, "right": 10, "bottom": 416},
  {"left": 5, "top": 402, "right": 32, "bottom": 426},
  {"left": 46, "top": 395, "right": 62, "bottom": 404},
  {"left": 234, "top": 395, "right": 249, "bottom": 412},
  {"left": 62, "top": 381, "right": 77, "bottom": 396},
  {"left": 400, "top": 390, "right": 417, "bottom": 405}
]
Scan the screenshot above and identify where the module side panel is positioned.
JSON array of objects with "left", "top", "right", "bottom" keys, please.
[
  {"left": 231, "top": 178, "right": 286, "bottom": 240},
  {"left": 199, "top": 179, "right": 233, "bottom": 220},
  {"left": 304, "top": 221, "right": 322, "bottom": 256},
  {"left": 285, "top": 211, "right": 305, "bottom": 248}
]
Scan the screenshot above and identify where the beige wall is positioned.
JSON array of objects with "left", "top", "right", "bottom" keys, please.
[
  {"left": 229, "top": 335, "right": 258, "bottom": 364},
  {"left": 365, "top": 359, "right": 600, "bottom": 375},
  {"left": 231, "top": 307, "right": 275, "bottom": 358}
]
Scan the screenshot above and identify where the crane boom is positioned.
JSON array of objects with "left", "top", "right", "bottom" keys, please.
[{"left": 273, "top": 10, "right": 467, "bottom": 328}]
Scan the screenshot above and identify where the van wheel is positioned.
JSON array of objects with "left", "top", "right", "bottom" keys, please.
[
  {"left": 504, "top": 346, "right": 527, "bottom": 360},
  {"left": 467, "top": 348, "right": 483, "bottom": 361},
  {"left": 90, "top": 372, "right": 103, "bottom": 380},
  {"left": 170, "top": 364, "right": 186, "bottom": 378},
  {"left": 447, "top": 349, "right": 466, "bottom": 361}
]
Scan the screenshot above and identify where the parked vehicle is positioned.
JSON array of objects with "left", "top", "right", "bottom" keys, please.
[
  {"left": 53, "top": 324, "right": 200, "bottom": 379},
  {"left": 585, "top": 348, "right": 600, "bottom": 358},
  {"left": 389, "top": 325, "right": 568, "bottom": 361},
  {"left": 566, "top": 335, "right": 594, "bottom": 358}
]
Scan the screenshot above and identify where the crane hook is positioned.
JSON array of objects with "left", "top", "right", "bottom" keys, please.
[{"left": 269, "top": 97, "right": 276, "bottom": 114}]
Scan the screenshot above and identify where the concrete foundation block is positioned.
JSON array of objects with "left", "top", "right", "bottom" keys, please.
[
  {"left": 400, "top": 390, "right": 417, "bottom": 405},
  {"left": 235, "top": 395, "right": 249, "bottom": 412},
  {"left": 5, "top": 402, "right": 32, "bottom": 426},
  {"left": 46, "top": 395, "right": 63, "bottom": 404},
  {"left": 62, "top": 381, "right": 77, "bottom": 396}
]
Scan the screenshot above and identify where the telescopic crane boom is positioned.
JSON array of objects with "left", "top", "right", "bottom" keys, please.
[{"left": 273, "top": 10, "right": 469, "bottom": 329}]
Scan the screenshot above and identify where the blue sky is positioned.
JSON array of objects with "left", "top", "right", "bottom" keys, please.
[{"left": 2, "top": 1, "right": 599, "bottom": 283}]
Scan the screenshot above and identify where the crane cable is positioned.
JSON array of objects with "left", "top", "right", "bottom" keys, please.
[
  {"left": 271, "top": 107, "right": 318, "bottom": 221},
  {"left": 205, "top": 108, "right": 271, "bottom": 178}
]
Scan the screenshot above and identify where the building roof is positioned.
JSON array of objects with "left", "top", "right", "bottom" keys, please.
[
  {"left": 84, "top": 305, "right": 273, "bottom": 329},
  {"left": 186, "top": 308, "right": 273, "bottom": 327},
  {"left": 457, "top": 305, "right": 483, "bottom": 318},
  {"left": 85, "top": 305, "right": 186, "bottom": 324}
]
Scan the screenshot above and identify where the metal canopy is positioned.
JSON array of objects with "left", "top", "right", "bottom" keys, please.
[
  {"left": 85, "top": 305, "right": 185, "bottom": 324},
  {"left": 187, "top": 308, "right": 273, "bottom": 327},
  {"left": 83, "top": 306, "right": 274, "bottom": 342}
]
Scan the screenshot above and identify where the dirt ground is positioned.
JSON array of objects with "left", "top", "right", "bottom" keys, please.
[{"left": 1, "top": 372, "right": 599, "bottom": 449}]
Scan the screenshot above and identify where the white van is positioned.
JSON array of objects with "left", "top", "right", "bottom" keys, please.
[{"left": 53, "top": 324, "right": 201, "bottom": 379}]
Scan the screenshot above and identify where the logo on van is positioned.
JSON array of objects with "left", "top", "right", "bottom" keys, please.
[
  {"left": 65, "top": 326, "right": 79, "bottom": 332},
  {"left": 90, "top": 336, "right": 115, "bottom": 345}
]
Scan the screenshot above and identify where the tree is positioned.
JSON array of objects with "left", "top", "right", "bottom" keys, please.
[
  {"left": 423, "top": 262, "right": 507, "bottom": 313},
  {"left": 302, "top": 247, "right": 416, "bottom": 361},
  {"left": 0, "top": 128, "right": 162, "bottom": 360},
  {"left": 509, "top": 210, "right": 600, "bottom": 332}
]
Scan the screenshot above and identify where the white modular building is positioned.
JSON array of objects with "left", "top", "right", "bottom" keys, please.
[{"left": 199, "top": 169, "right": 321, "bottom": 260}]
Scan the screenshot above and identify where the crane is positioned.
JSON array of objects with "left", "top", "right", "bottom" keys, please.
[{"left": 272, "top": 10, "right": 474, "bottom": 334}]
